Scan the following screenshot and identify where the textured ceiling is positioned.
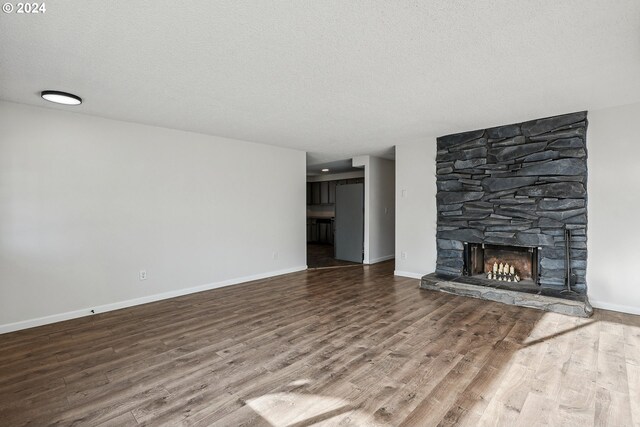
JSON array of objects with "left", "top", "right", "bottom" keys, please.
[{"left": 1, "top": 1, "right": 640, "bottom": 166}]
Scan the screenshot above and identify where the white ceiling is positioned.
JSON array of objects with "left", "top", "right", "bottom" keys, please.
[{"left": 2, "top": 1, "right": 640, "bottom": 166}]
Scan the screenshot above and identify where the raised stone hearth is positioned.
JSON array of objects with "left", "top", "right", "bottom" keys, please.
[
  {"left": 421, "top": 273, "right": 593, "bottom": 317},
  {"left": 425, "top": 111, "right": 591, "bottom": 316}
]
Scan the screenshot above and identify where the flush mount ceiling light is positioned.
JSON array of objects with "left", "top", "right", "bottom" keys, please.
[
  {"left": 41, "top": 90, "right": 82, "bottom": 105},
  {"left": 321, "top": 168, "right": 330, "bottom": 172}
]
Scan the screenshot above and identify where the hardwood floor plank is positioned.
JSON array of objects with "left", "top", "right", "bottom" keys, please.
[
  {"left": 626, "top": 362, "right": 640, "bottom": 427},
  {"left": 1, "top": 261, "right": 639, "bottom": 426},
  {"left": 555, "top": 372, "right": 596, "bottom": 426},
  {"left": 517, "top": 392, "right": 555, "bottom": 426},
  {"left": 96, "top": 410, "right": 138, "bottom": 427}
]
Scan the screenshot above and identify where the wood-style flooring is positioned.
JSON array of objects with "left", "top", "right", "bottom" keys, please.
[
  {"left": 1, "top": 261, "right": 639, "bottom": 426},
  {"left": 307, "top": 243, "right": 360, "bottom": 269}
]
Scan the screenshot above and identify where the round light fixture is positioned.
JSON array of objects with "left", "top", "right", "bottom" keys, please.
[
  {"left": 321, "top": 168, "right": 330, "bottom": 172},
  {"left": 41, "top": 90, "right": 82, "bottom": 106}
]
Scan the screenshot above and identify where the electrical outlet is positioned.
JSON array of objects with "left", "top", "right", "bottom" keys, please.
[
  {"left": 139, "top": 270, "right": 147, "bottom": 280},
  {"left": 401, "top": 252, "right": 407, "bottom": 260},
  {"left": 272, "top": 252, "right": 278, "bottom": 260}
]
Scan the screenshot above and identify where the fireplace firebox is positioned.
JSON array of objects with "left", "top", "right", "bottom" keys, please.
[{"left": 463, "top": 243, "right": 539, "bottom": 284}]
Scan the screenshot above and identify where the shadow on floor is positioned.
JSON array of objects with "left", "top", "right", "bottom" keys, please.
[{"left": 307, "top": 243, "right": 360, "bottom": 269}]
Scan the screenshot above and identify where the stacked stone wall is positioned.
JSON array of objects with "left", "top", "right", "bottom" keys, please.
[{"left": 435, "top": 111, "right": 588, "bottom": 292}]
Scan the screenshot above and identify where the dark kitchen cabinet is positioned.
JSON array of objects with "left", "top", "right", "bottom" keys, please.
[
  {"left": 328, "top": 181, "right": 336, "bottom": 204},
  {"left": 306, "top": 218, "right": 334, "bottom": 244},
  {"left": 307, "top": 178, "right": 363, "bottom": 207},
  {"left": 319, "top": 181, "right": 330, "bottom": 204},
  {"left": 311, "top": 182, "right": 321, "bottom": 205}
]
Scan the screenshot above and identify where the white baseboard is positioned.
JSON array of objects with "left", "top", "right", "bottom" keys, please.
[
  {"left": 367, "top": 255, "right": 395, "bottom": 264},
  {"left": 394, "top": 270, "right": 425, "bottom": 280},
  {"left": 0, "top": 265, "right": 308, "bottom": 335},
  {"left": 590, "top": 300, "right": 640, "bottom": 316}
]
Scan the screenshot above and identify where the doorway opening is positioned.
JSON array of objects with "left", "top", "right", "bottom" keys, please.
[{"left": 306, "top": 159, "right": 364, "bottom": 268}]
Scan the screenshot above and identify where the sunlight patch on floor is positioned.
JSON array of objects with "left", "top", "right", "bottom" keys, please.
[
  {"left": 287, "top": 379, "right": 312, "bottom": 387},
  {"left": 519, "top": 311, "right": 596, "bottom": 347},
  {"left": 465, "top": 311, "right": 602, "bottom": 426},
  {"left": 246, "top": 392, "right": 382, "bottom": 426}
]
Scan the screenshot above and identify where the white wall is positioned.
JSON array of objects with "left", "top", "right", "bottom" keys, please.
[
  {"left": 0, "top": 101, "right": 307, "bottom": 332},
  {"left": 353, "top": 155, "right": 395, "bottom": 264},
  {"left": 587, "top": 102, "right": 640, "bottom": 315},
  {"left": 394, "top": 140, "right": 437, "bottom": 278},
  {"left": 368, "top": 157, "right": 396, "bottom": 263}
]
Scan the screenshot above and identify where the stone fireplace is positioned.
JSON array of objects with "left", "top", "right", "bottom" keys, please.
[{"left": 421, "top": 111, "right": 592, "bottom": 317}]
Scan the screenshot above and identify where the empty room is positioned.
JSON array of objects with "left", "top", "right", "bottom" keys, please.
[{"left": 1, "top": 1, "right": 640, "bottom": 426}]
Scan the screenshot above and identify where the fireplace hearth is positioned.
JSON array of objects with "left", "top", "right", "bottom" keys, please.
[{"left": 421, "top": 111, "right": 592, "bottom": 317}]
